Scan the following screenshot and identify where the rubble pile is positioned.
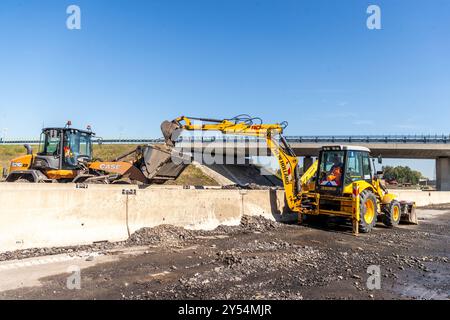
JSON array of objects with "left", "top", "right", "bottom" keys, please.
[{"left": 127, "top": 225, "right": 197, "bottom": 247}]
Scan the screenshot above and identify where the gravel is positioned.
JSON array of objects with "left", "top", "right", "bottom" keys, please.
[
  {"left": 2, "top": 210, "right": 449, "bottom": 300},
  {"left": 0, "top": 215, "right": 284, "bottom": 262}
]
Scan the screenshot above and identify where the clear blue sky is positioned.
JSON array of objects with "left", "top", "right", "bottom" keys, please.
[{"left": 0, "top": 0, "right": 449, "bottom": 177}]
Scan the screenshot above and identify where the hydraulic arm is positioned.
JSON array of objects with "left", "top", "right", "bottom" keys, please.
[{"left": 161, "top": 115, "right": 305, "bottom": 212}]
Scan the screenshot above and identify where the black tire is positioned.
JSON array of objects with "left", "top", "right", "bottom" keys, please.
[
  {"left": 359, "top": 190, "right": 378, "bottom": 233},
  {"left": 382, "top": 200, "right": 401, "bottom": 227}
]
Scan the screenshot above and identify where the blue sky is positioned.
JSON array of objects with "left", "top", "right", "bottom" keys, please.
[{"left": 0, "top": 0, "right": 449, "bottom": 177}]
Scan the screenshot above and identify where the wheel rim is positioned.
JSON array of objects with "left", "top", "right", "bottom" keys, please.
[
  {"left": 393, "top": 205, "right": 400, "bottom": 222},
  {"left": 364, "top": 199, "right": 375, "bottom": 224}
]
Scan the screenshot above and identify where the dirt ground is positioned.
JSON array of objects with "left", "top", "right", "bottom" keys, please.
[{"left": 0, "top": 209, "right": 448, "bottom": 300}]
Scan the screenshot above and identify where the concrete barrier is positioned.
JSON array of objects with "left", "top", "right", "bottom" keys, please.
[
  {"left": 0, "top": 183, "right": 129, "bottom": 253},
  {"left": 127, "top": 188, "right": 243, "bottom": 231},
  {"left": 3, "top": 183, "right": 448, "bottom": 253},
  {"left": 0, "top": 184, "right": 295, "bottom": 253},
  {"left": 127, "top": 188, "right": 294, "bottom": 233},
  {"left": 391, "top": 189, "right": 450, "bottom": 207}
]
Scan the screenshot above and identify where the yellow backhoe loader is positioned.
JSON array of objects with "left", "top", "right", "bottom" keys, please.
[{"left": 161, "top": 115, "right": 418, "bottom": 234}]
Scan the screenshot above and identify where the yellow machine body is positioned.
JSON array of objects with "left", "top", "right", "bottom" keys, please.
[
  {"left": 299, "top": 146, "right": 417, "bottom": 233},
  {"left": 9, "top": 154, "right": 33, "bottom": 172},
  {"left": 162, "top": 116, "right": 417, "bottom": 234}
]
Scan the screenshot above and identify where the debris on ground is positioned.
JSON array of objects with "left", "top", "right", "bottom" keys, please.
[
  {"left": 127, "top": 225, "right": 196, "bottom": 247},
  {"left": 0, "top": 215, "right": 283, "bottom": 261},
  {"left": 418, "top": 203, "right": 450, "bottom": 210},
  {"left": 1, "top": 210, "right": 449, "bottom": 300}
]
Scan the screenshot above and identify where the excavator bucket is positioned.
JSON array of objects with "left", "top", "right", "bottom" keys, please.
[
  {"left": 161, "top": 120, "right": 181, "bottom": 147},
  {"left": 400, "top": 201, "right": 418, "bottom": 225}
]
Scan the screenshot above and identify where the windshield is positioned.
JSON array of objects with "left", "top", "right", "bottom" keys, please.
[
  {"left": 63, "top": 130, "right": 93, "bottom": 166},
  {"left": 318, "top": 150, "right": 344, "bottom": 187}
]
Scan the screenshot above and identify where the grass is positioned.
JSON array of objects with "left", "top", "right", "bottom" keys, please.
[
  {"left": 0, "top": 144, "right": 219, "bottom": 185},
  {"left": 92, "top": 144, "right": 139, "bottom": 161},
  {"left": 0, "top": 144, "right": 38, "bottom": 172},
  {"left": 0, "top": 144, "right": 138, "bottom": 170},
  {"left": 164, "top": 164, "right": 219, "bottom": 186}
]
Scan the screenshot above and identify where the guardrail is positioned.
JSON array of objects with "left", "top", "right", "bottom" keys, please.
[
  {"left": 285, "top": 135, "right": 450, "bottom": 144},
  {"left": 0, "top": 138, "right": 165, "bottom": 144},
  {"left": 1, "top": 134, "right": 450, "bottom": 145}
]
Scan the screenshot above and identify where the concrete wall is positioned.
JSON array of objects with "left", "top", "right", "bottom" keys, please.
[
  {"left": 127, "top": 188, "right": 243, "bottom": 232},
  {"left": 0, "top": 184, "right": 292, "bottom": 253},
  {"left": 0, "top": 184, "right": 129, "bottom": 253},
  {"left": 391, "top": 189, "right": 450, "bottom": 207},
  {"left": 2, "top": 183, "right": 448, "bottom": 253}
]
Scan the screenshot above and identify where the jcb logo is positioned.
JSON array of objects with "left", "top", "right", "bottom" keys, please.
[
  {"left": 99, "top": 164, "right": 121, "bottom": 170},
  {"left": 279, "top": 156, "right": 293, "bottom": 183}
]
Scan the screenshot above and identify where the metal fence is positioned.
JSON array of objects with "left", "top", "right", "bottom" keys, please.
[{"left": 1, "top": 134, "right": 450, "bottom": 145}]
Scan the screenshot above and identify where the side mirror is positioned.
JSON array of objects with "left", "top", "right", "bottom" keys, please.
[
  {"left": 377, "top": 155, "right": 382, "bottom": 164},
  {"left": 376, "top": 170, "right": 384, "bottom": 179}
]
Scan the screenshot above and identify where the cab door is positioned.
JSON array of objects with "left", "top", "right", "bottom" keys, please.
[
  {"left": 344, "top": 151, "right": 364, "bottom": 187},
  {"left": 317, "top": 150, "right": 345, "bottom": 195},
  {"left": 361, "top": 152, "right": 373, "bottom": 183},
  {"left": 34, "top": 129, "right": 63, "bottom": 170}
]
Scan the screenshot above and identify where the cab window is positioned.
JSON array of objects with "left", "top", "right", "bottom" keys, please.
[
  {"left": 39, "top": 130, "right": 61, "bottom": 155},
  {"left": 362, "top": 153, "right": 372, "bottom": 181},
  {"left": 318, "top": 151, "right": 345, "bottom": 187},
  {"left": 63, "top": 130, "right": 92, "bottom": 167},
  {"left": 345, "top": 151, "right": 363, "bottom": 185}
]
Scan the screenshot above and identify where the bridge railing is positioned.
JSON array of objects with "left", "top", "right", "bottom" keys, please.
[
  {"left": 1, "top": 134, "right": 449, "bottom": 145},
  {"left": 284, "top": 135, "right": 450, "bottom": 144},
  {"left": 175, "top": 135, "right": 450, "bottom": 144}
]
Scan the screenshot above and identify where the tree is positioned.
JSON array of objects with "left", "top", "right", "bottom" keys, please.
[{"left": 382, "top": 165, "right": 424, "bottom": 185}]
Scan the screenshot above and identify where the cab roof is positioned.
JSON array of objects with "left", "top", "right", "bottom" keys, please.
[
  {"left": 322, "top": 145, "right": 371, "bottom": 153},
  {"left": 42, "top": 127, "right": 94, "bottom": 135}
]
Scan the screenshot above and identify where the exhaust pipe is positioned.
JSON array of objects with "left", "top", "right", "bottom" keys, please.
[{"left": 24, "top": 144, "right": 33, "bottom": 155}]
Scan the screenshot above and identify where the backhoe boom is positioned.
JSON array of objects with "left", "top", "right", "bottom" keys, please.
[{"left": 162, "top": 115, "right": 305, "bottom": 212}]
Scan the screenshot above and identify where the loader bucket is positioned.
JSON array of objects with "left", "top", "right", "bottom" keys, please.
[
  {"left": 400, "top": 201, "right": 418, "bottom": 225},
  {"left": 140, "top": 144, "right": 190, "bottom": 181},
  {"left": 140, "top": 145, "right": 173, "bottom": 180}
]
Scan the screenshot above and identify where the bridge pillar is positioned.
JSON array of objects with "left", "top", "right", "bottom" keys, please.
[
  {"left": 303, "top": 156, "right": 314, "bottom": 173},
  {"left": 436, "top": 157, "right": 450, "bottom": 191}
]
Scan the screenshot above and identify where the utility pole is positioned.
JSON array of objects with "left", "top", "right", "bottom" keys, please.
[{"left": 1, "top": 128, "right": 7, "bottom": 143}]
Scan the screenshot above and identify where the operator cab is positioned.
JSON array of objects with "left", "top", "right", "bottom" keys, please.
[
  {"left": 317, "top": 145, "right": 374, "bottom": 195},
  {"left": 35, "top": 123, "right": 94, "bottom": 170}
]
